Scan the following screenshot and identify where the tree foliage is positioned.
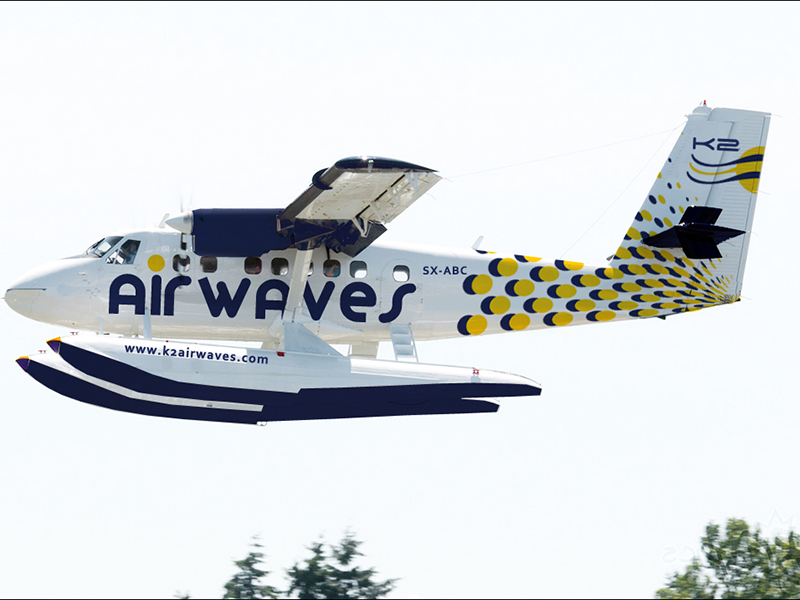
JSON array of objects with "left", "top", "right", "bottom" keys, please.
[
  {"left": 219, "top": 532, "right": 395, "bottom": 599},
  {"left": 223, "top": 538, "right": 279, "bottom": 599},
  {"left": 656, "top": 518, "right": 800, "bottom": 599},
  {"left": 285, "top": 532, "right": 397, "bottom": 599}
]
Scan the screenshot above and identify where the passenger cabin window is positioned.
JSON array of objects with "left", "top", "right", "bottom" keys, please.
[
  {"left": 271, "top": 257, "right": 289, "bottom": 276},
  {"left": 85, "top": 236, "right": 122, "bottom": 258},
  {"left": 173, "top": 254, "right": 191, "bottom": 272},
  {"left": 245, "top": 257, "right": 262, "bottom": 275},
  {"left": 106, "top": 239, "right": 141, "bottom": 265},
  {"left": 393, "top": 265, "right": 410, "bottom": 282},
  {"left": 350, "top": 261, "right": 368, "bottom": 279},
  {"left": 323, "top": 260, "right": 341, "bottom": 278},
  {"left": 200, "top": 257, "right": 217, "bottom": 273}
]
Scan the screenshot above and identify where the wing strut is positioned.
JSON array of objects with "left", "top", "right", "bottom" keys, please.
[{"left": 283, "top": 249, "right": 313, "bottom": 321}]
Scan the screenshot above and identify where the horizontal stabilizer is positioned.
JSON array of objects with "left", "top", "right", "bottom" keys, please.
[{"left": 643, "top": 205, "right": 745, "bottom": 259}]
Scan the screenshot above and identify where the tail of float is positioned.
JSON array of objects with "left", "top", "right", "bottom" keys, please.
[{"left": 612, "top": 104, "right": 770, "bottom": 301}]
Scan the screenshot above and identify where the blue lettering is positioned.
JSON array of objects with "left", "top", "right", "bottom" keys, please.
[
  {"left": 199, "top": 278, "right": 251, "bottom": 318},
  {"left": 150, "top": 275, "right": 162, "bottom": 316},
  {"left": 340, "top": 282, "right": 377, "bottom": 323},
  {"left": 693, "top": 137, "right": 715, "bottom": 150},
  {"left": 255, "top": 280, "right": 289, "bottom": 319},
  {"left": 303, "top": 281, "right": 335, "bottom": 321},
  {"left": 717, "top": 138, "right": 740, "bottom": 152},
  {"left": 443, "top": 267, "right": 451, "bottom": 275},
  {"left": 379, "top": 284, "right": 417, "bottom": 323},
  {"left": 163, "top": 276, "right": 192, "bottom": 316},
  {"left": 109, "top": 274, "right": 146, "bottom": 315}
]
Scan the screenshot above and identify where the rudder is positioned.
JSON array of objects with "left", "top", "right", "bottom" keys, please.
[{"left": 611, "top": 103, "right": 770, "bottom": 300}]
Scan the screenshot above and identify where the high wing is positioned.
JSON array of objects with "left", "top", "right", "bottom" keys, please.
[
  {"left": 166, "top": 156, "right": 440, "bottom": 258},
  {"left": 164, "top": 156, "right": 440, "bottom": 338},
  {"left": 278, "top": 156, "right": 441, "bottom": 256}
]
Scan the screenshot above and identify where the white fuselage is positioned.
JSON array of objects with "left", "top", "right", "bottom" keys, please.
[{"left": 5, "top": 227, "right": 732, "bottom": 347}]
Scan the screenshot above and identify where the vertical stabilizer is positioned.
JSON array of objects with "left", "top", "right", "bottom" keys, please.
[{"left": 612, "top": 104, "right": 770, "bottom": 299}]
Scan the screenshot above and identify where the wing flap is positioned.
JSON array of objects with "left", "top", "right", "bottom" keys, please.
[{"left": 279, "top": 156, "right": 440, "bottom": 256}]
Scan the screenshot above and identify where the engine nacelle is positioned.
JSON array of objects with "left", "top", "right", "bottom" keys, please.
[{"left": 168, "top": 208, "right": 291, "bottom": 257}]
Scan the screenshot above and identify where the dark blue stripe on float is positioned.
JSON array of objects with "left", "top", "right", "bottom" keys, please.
[
  {"left": 57, "top": 342, "right": 292, "bottom": 407},
  {"left": 23, "top": 357, "right": 539, "bottom": 424},
  {"left": 25, "top": 359, "right": 256, "bottom": 425}
]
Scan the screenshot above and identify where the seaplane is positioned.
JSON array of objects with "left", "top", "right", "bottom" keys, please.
[{"left": 6, "top": 104, "right": 770, "bottom": 425}]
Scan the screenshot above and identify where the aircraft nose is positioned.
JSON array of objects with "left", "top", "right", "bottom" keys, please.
[
  {"left": 6, "top": 257, "right": 98, "bottom": 326},
  {"left": 4, "top": 287, "right": 46, "bottom": 317},
  {"left": 4, "top": 259, "right": 72, "bottom": 318},
  {"left": 5, "top": 267, "right": 50, "bottom": 317}
]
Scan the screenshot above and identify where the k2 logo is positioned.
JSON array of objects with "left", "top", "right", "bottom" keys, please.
[{"left": 693, "top": 138, "right": 740, "bottom": 152}]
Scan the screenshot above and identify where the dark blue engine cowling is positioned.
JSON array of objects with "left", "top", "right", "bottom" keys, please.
[{"left": 191, "top": 209, "right": 291, "bottom": 257}]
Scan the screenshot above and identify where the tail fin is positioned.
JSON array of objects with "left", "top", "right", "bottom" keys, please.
[{"left": 612, "top": 104, "right": 770, "bottom": 299}]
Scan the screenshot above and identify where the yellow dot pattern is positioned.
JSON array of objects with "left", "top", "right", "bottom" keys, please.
[
  {"left": 471, "top": 275, "right": 493, "bottom": 294},
  {"left": 528, "top": 298, "right": 553, "bottom": 313},
  {"left": 550, "top": 312, "right": 573, "bottom": 326},
  {"left": 459, "top": 243, "right": 740, "bottom": 335},
  {"left": 527, "top": 267, "right": 555, "bottom": 283},
  {"left": 466, "top": 315, "right": 487, "bottom": 335},
  {"left": 497, "top": 258, "right": 518, "bottom": 277},
  {"left": 514, "top": 280, "right": 535, "bottom": 296},
  {"left": 489, "top": 296, "right": 510, "bottom": 314},
  {"left": 148, "top": 255, "right": 165, "bottom": 272},
  {"left": 507, "top": 314, "right": 530, "bottom": 330},
  {"left": 553, "top": 285, "right": 576, "bottom": 298}
]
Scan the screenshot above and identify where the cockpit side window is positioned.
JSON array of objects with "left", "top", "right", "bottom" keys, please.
[
  {"left": 106, "top": 239, "right": 141, "bottom": 265},
  {"left": 84, "top": 236, "right": 122, "bottom": 258}
]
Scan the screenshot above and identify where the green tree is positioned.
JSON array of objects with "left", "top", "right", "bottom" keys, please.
[
  {"left": 656, "top": 518, "right": 800, "bottom": 599},
  {"left": 285, "top": 532, "right": 397, "bottom": 599},
  {"left": 223, "top": 538, "right": 280, "bottom": 599}
]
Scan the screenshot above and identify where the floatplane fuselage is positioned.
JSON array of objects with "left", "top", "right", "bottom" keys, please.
[{"left": 6, "top": 104, "right": 771, "bottom": 424}]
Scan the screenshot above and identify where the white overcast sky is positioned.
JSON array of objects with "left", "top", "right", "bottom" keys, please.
[{"left": 1, "top": 2, "right": 799, "bottom": 599}]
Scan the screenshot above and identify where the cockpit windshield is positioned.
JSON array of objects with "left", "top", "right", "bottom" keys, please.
[
  {"left": 105, "top": 239, "right": 141, "bottom": 265},
  {"left": 84, "top": 236, "right": 123, "bottom": 258}
]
